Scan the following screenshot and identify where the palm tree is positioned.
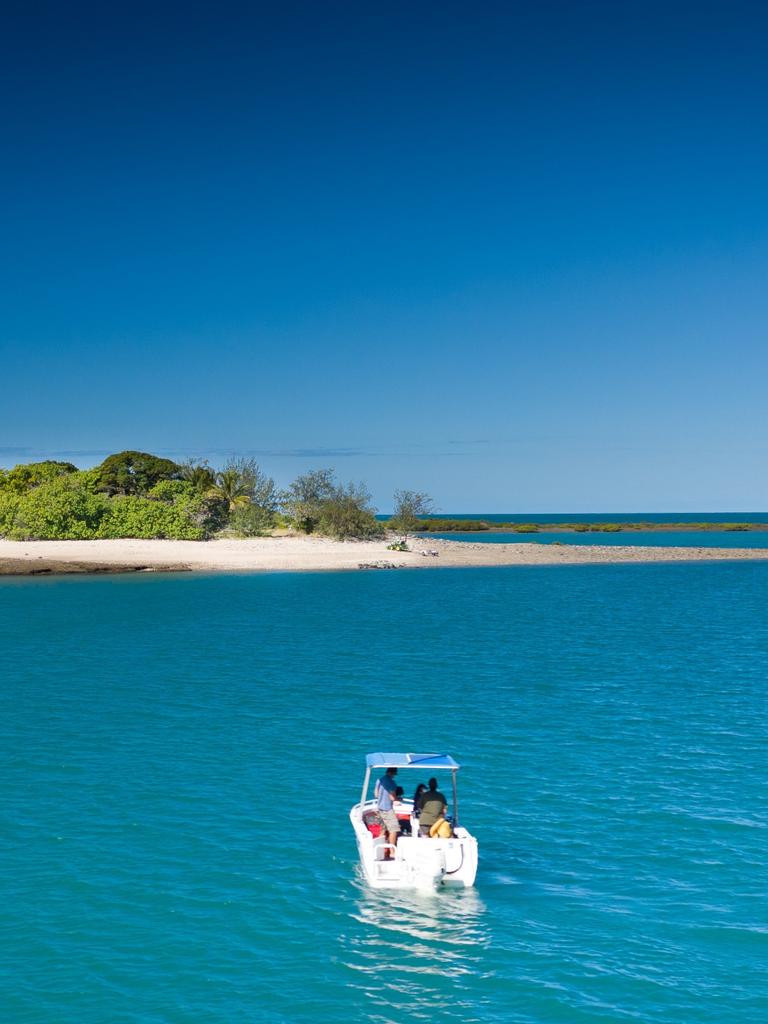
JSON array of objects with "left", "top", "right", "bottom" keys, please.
[
  {"left": 211, "top": 458, "right": 277, "bottom": 513},
  {"left": 213, "top": 467, "right": 253, "bottom": 511},
  {"left": 179, "top": 460, "right": 216, "bottom": 494}
]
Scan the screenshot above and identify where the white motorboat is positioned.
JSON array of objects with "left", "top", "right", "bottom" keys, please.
[{"left": 350, "top": 752, "right": 478, "bottom": 889}]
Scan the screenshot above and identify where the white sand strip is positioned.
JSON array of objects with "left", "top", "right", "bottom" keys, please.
[{"left": 2, "top": 535, "right": 768, "bottom": 575}]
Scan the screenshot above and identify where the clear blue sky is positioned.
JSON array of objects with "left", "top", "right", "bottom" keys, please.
[{"left": 2, "top": 1, "right": 766, "bottom": 511}]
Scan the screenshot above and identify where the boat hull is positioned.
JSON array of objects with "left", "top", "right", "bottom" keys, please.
[{"left": 350, "top": 802, "right": 478, "bottom": 889}]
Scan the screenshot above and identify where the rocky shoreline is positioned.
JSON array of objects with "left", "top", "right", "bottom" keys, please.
[{"left": 0, "top": 558, "right": 192, "bottom": 576}]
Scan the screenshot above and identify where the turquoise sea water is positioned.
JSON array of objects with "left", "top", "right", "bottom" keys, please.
[{"left": 3, "top": 566, "right": 767, "bottom": 1024}]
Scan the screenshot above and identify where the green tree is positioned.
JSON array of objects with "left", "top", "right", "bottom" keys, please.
[
  {"left": 390, "top": 489, "right": 436, "bottom": 539},
  {"left": 95, "top": 451, "right": 181, "bottom": 496},
  {"left": 8, "top": 474, "right": 109, "bottom": 539},
  {"left": 0, "top": 460, "right": 78, "bottom": 494},
  {"left": 317, "top": 481, "right": 381, "bottom": 540},
  {"left": 281, "top": 468, "right": 337, "bottom": 533}
]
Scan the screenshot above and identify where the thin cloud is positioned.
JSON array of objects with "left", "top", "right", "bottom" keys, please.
[
  {"left": 200, "top": 446, "right": 423, "bottom": 459},
  {"left": 2, "top": 443, "right": 508, "bottom": 469},
  {"left": 51, "top": 449, "right": 114, "bottom": 459}
]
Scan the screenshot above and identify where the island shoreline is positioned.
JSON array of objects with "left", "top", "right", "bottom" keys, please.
[{"left": 3, "top": 536, "right": 768, "bottom": 577}]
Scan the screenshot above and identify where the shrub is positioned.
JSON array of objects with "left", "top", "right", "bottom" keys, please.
[
  {"left": 317, "top": 482, "right": 381, "bottom": 540},
  {"left": 187, "top": 494, "right": 229, "bottom": 536},
  {"left": 8, "top": 475, "right": 109, "bottom": 539},
  {"left": 148, "top": 479, "right": 192, "bottom": 502},
  {"left": 0, "top": 491, "right": 21, "bottom": 536},
  {"left": 0, "top": 460, "right": 78, "bottom": 494},
  {"left": 150, "top": 479, "right": 228, "bottom": 536},
  {"left": 513, "top": 524, "right": 539, "bottom": 533},
  {"left": 410, "top": 518, "right": 489, "bottom": 532},
  {"left": 96, "top": 496, "right": 205, "bottom": 539},
  {"left": 95, "top": 479, "right": 227, "bottom": 540},
  {"left": 228, "top": 502, "right": 276, "bottom": 537}
]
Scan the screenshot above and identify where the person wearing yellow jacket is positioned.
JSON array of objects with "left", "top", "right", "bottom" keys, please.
[{"left": 429, "top": 818, "right": 453, "bottom": 839}]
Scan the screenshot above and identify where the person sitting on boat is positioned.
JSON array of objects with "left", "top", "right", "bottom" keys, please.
[
  {"left": 417, "top": 777, "right": 448, "bottom": 836},
  {"left": 429, "top": 817, "right": 453, "bottom": 839},
  {"left": 394, "top": 786, "right": 412, "bottom": 835},
  {"left": 374, "top": 766, "right": 400, "bottom": 856},
  {"left": 412, "top": 783, "right": 427, "bottom": 818}
]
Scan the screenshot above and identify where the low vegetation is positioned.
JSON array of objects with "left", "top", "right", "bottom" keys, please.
[
  {"left": 0, "top": 458, "right": 227, "bottom": 540},
  {"left": 387, "top": 540, "right": 410, "bottom": 552},
  {"left": 407, "top": 518, "right": 490, "bottom": 532},
  {"left": 389, "top": 518, "right": 765, "bottom": 534},
  {"left": 2, "top": 454, "right": 764, "bottom": 541},
  {"left": 279, "top": 469, "right": 382, "bottom": 539},
  {"left": 0, "top": 454, "right": 384, "bottom": 541}
]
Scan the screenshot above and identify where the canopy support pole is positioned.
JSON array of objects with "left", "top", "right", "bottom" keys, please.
[
  {"left": 452, "top": 769, "right": 459, "bottom": 828},
  {"left": 359, "top": 767, "right": 371, "bottom": 810}
]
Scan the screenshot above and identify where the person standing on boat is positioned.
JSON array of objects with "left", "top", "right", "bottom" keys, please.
[
  {"left": 374, "top": 766, "right": 400, "bottom": 856},
  {"left": 417, "top": 777, "right": 448, "bottom": 836}
]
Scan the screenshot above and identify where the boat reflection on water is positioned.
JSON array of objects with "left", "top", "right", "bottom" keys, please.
[{"left": 340, "top": 872, "right": 489, "bottom": 1020}]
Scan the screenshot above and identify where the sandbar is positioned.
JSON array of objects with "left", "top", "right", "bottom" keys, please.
[{"left": 2, "top": 536, "right": 768, "bottom": 576}]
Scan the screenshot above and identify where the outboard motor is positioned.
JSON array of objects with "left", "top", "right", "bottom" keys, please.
[{"left": 407, "top": 843, "right": 446, "bottom": 888}]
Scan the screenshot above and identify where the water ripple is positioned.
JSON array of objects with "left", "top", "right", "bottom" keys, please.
[{"left": 2, "top": 564, "right": 767, "bottom": 1022}]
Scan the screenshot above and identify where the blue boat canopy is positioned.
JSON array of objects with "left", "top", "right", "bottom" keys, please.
[{"left": 365, "top": 752, "right": 460, "bottom": 770}]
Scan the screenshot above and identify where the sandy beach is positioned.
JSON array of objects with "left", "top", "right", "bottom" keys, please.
[{"left": 2, "top": 535, "right": 768, "bottom": 575}]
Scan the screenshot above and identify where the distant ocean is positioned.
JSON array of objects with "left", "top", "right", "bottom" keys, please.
[
  {"left": 4, "top": 564, "right": 767, "bottom": 1023},
  {"left": 391, "top": 512, "right": 768, "bottom": 523}
]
